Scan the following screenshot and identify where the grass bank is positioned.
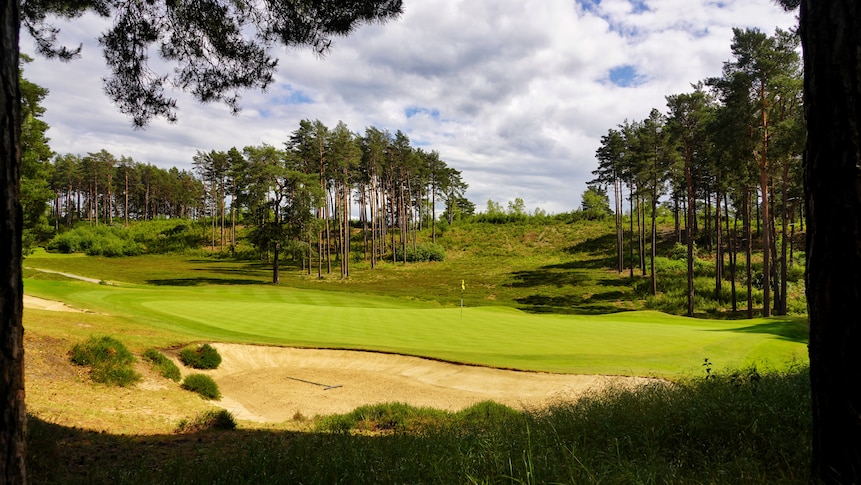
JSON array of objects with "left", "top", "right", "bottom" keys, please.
[{"left": 28, "top": 365, "right": 811, "bottom": 484}]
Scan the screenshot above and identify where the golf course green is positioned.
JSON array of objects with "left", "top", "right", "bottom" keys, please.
[{"left": 23, "top": 273, "right": 807, "bottom": 378}]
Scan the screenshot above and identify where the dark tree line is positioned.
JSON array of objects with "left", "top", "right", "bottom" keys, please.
[
  {"left": 25, "top": 112, "right": 468, "bottom": 286},
  {"left": 592, "top": 27, "right": 803, "bottom": 319},
  {"left": 191, "top": 119, "right": 467, "bottom": 283},
  {"left": 50, "top": 152, "right": 204, "bottom": 228}
]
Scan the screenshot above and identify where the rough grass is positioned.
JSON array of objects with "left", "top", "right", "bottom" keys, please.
[
  {"left": 27, "top": 217, "right": 806, "bottom": 321},
  {"left": 142, "top": 348, "right": 181, "bottom": 381},
  {"left": 27, "top": 366, "right": 811, "bottom": 484}
]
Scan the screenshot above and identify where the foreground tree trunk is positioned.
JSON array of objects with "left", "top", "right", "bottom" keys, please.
[
  {"left": 801, "top": 1, "right": 861, "bottom": 482},
  {"left": 1, "top": 0, "right": 26, "bottom": 482}
]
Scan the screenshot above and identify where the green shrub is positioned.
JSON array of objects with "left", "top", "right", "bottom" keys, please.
[
  {"left": 131, "top": 220, "right": 205, "bottom": 253},
  {"left": 142, "top": 348, "right": 181, "bottom": 382},
  {"left": 316, "top": 402, "right": 446, "bottom": 434},
  {"left": 175, "top": 409, "right": 236, "bottom": 433},
  {"left": 404, "top": 243, "right": 446, "bottom": 262},
  {"left": 46, "top": 224, "right": 143, "bottom": 256},
  {"left": 178, "top": 343, "right": 222, "bottom": 369},
  {"left": 46, "top": 220, "right": 204, "bottom": 256},
  {"left": 181, "top": 373, "right": 221, "bottom": 400},
  {"left": 787, "top": 263, "right": 805, "bottom": 283},
  {"left": 69, "top": 336, "right": 141, "bottom": 387}
]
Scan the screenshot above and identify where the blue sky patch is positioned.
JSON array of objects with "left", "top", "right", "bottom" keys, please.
[
  {"left": 580, "top": 0, "right": 601, "bottom": 15},
  {"left": 608, "top": 65, "right": 644, "bottom": 88},
  {"left": 273, "top": 85, "right": 313, "bottom": 105},
  {"left": 405, "top": 106, "right": 440, "bottom": 119},
  {"left": 630, "top": 0, "right": 649, "bottom": 14},
  {"left": 580, "top": 0, "right": 650, "bottom": 15}
]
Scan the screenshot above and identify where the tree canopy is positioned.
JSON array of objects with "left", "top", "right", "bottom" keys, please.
[{"left": 21, "top": 0, "right": 403, "bottom": 126}]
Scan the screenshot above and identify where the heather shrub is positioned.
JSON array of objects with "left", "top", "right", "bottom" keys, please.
[
  {"left": 178, "top": 343, "right": 222, "bottom": 369},
  {"left": 181, "top": 373, "right": 221, "bottom": 400},
  {"left": 69, "top": 336, "right": 141, "bottom": 387}
]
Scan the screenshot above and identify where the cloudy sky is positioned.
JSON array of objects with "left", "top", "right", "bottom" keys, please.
[{"left": 22, "top": 0, "right": 797, "bottom": 215}]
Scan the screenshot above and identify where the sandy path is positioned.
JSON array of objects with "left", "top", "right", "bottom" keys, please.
[
  {"left": 27, "top": 267, "right": 104, "bottom": 284},
  {"left": 204, "top": 343, "right": 653, "bottom": 422}
]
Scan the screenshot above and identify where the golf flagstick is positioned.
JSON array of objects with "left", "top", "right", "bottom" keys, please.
[{"left": 461, "top": 280, "right": 464, "bottom": 320}]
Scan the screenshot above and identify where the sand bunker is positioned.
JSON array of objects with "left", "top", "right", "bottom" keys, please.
[
  {"left": 22, "top": 295, "right": 652, "bottom": 422},
  {"left": 24, "top": 295, "right": 84, "bottom": 313},
  {"left": 204, "top": 344, "right": 653, "bottom": 422}
]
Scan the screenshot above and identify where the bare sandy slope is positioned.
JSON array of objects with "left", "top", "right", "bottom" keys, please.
[{"left": 203, "top": 343, "right": 653, "bottom": 423}]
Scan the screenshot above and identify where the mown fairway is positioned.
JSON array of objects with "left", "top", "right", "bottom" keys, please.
[{"left": 24, "top": 267, "right": 806, "bottom": 378}]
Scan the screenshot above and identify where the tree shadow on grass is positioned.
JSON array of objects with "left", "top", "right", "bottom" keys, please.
[
  {"left": 506, "top": 268, "right": 592, "bottom": 288},
  {"left": 515, "top": 295, "right": 628, "bottom": 315},
  {"left": 146, "top": 277, "right": 264, "bottom": 286},
  {"left": 564, "top": 233, "right": 618, "bottom": 256},
  {"left": 147, "top": 260, "right": 272, "bottom": 286},
  {"left": 515, "top": 288, "right": 632, "bottom": 315},
  {"left": 561, "top": 236, "right": 619, "bottom": 271},
  {"left": 719, "top": 317, "right": 809, "bottom": 344}
]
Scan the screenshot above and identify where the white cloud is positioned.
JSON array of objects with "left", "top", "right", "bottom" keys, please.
[{"left": 22, "top": 0, "right": 797, "bottom": 214}]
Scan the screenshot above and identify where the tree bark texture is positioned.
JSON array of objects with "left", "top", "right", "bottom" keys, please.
[
  {"left": 685, "top": 148, "right": 696, "bottom": 317},
  {"left": 801, "top": 1, "right": 861, "bottom": 482},
  {"left": 1, "top": 0, "right": 26, "bottom": 482}
]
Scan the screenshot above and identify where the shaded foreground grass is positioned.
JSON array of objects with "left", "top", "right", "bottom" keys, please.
[{"left": 29, "top": 365, "right": 811, "bottom": 484}]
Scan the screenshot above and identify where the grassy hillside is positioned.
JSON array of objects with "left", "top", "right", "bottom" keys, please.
[
  {"left": 31, "top": 216, "right": 797, "bottom": 316},
  {"left": 22, "top": 217, "right": 811, "bottom": 483},
  {"left": 33, "top": 219, "right": 630, "bottom": 313}
]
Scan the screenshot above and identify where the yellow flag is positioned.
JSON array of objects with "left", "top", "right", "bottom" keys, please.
[{"left": 461, "top": 280, "right": 465, "bottom": 291}]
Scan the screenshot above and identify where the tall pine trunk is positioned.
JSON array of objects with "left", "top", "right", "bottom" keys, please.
[
  {"left": 684, "top": 145, "right": 696, "bottom": 317},
  {"left": 745, "top": 188, "right": 753, "bottom": 319},
  {"left": 802, "top": 1, "right": 861, "bottom": 481},
  {"left": 0, "top": 0, "right": 26, "bottom": 480},
  {"left": 778, "top": 162, "right": 789, "bottom": 315},
  {"left": 633, "top": 193, "right": 641, "bottom": 275},
  {"left": 715, "top": 184, "right": 723, "bottom": 303},
  {"left": 628, "top": 184, "right": 634, "bottom": 279},
  {"left": 726, "top": 194, "right": 738, "bottom": 313},
  {"left": 650, "top": 191, "right": 657, "bottom": 296},
  {"left": 615, "top": 177, "right": 624, "bottom": 273}
]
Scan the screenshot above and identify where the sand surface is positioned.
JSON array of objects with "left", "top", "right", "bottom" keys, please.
[
  {"left": 203, "top": 343, "right": 652, "bottom": 422},
  {"left": 24, "top": 295, "right": 84, "bottom": 312}
]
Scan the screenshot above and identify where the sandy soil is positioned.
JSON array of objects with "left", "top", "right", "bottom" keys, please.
[{"left": 203, "top": 343, "right": 653, "bottom": 423}]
